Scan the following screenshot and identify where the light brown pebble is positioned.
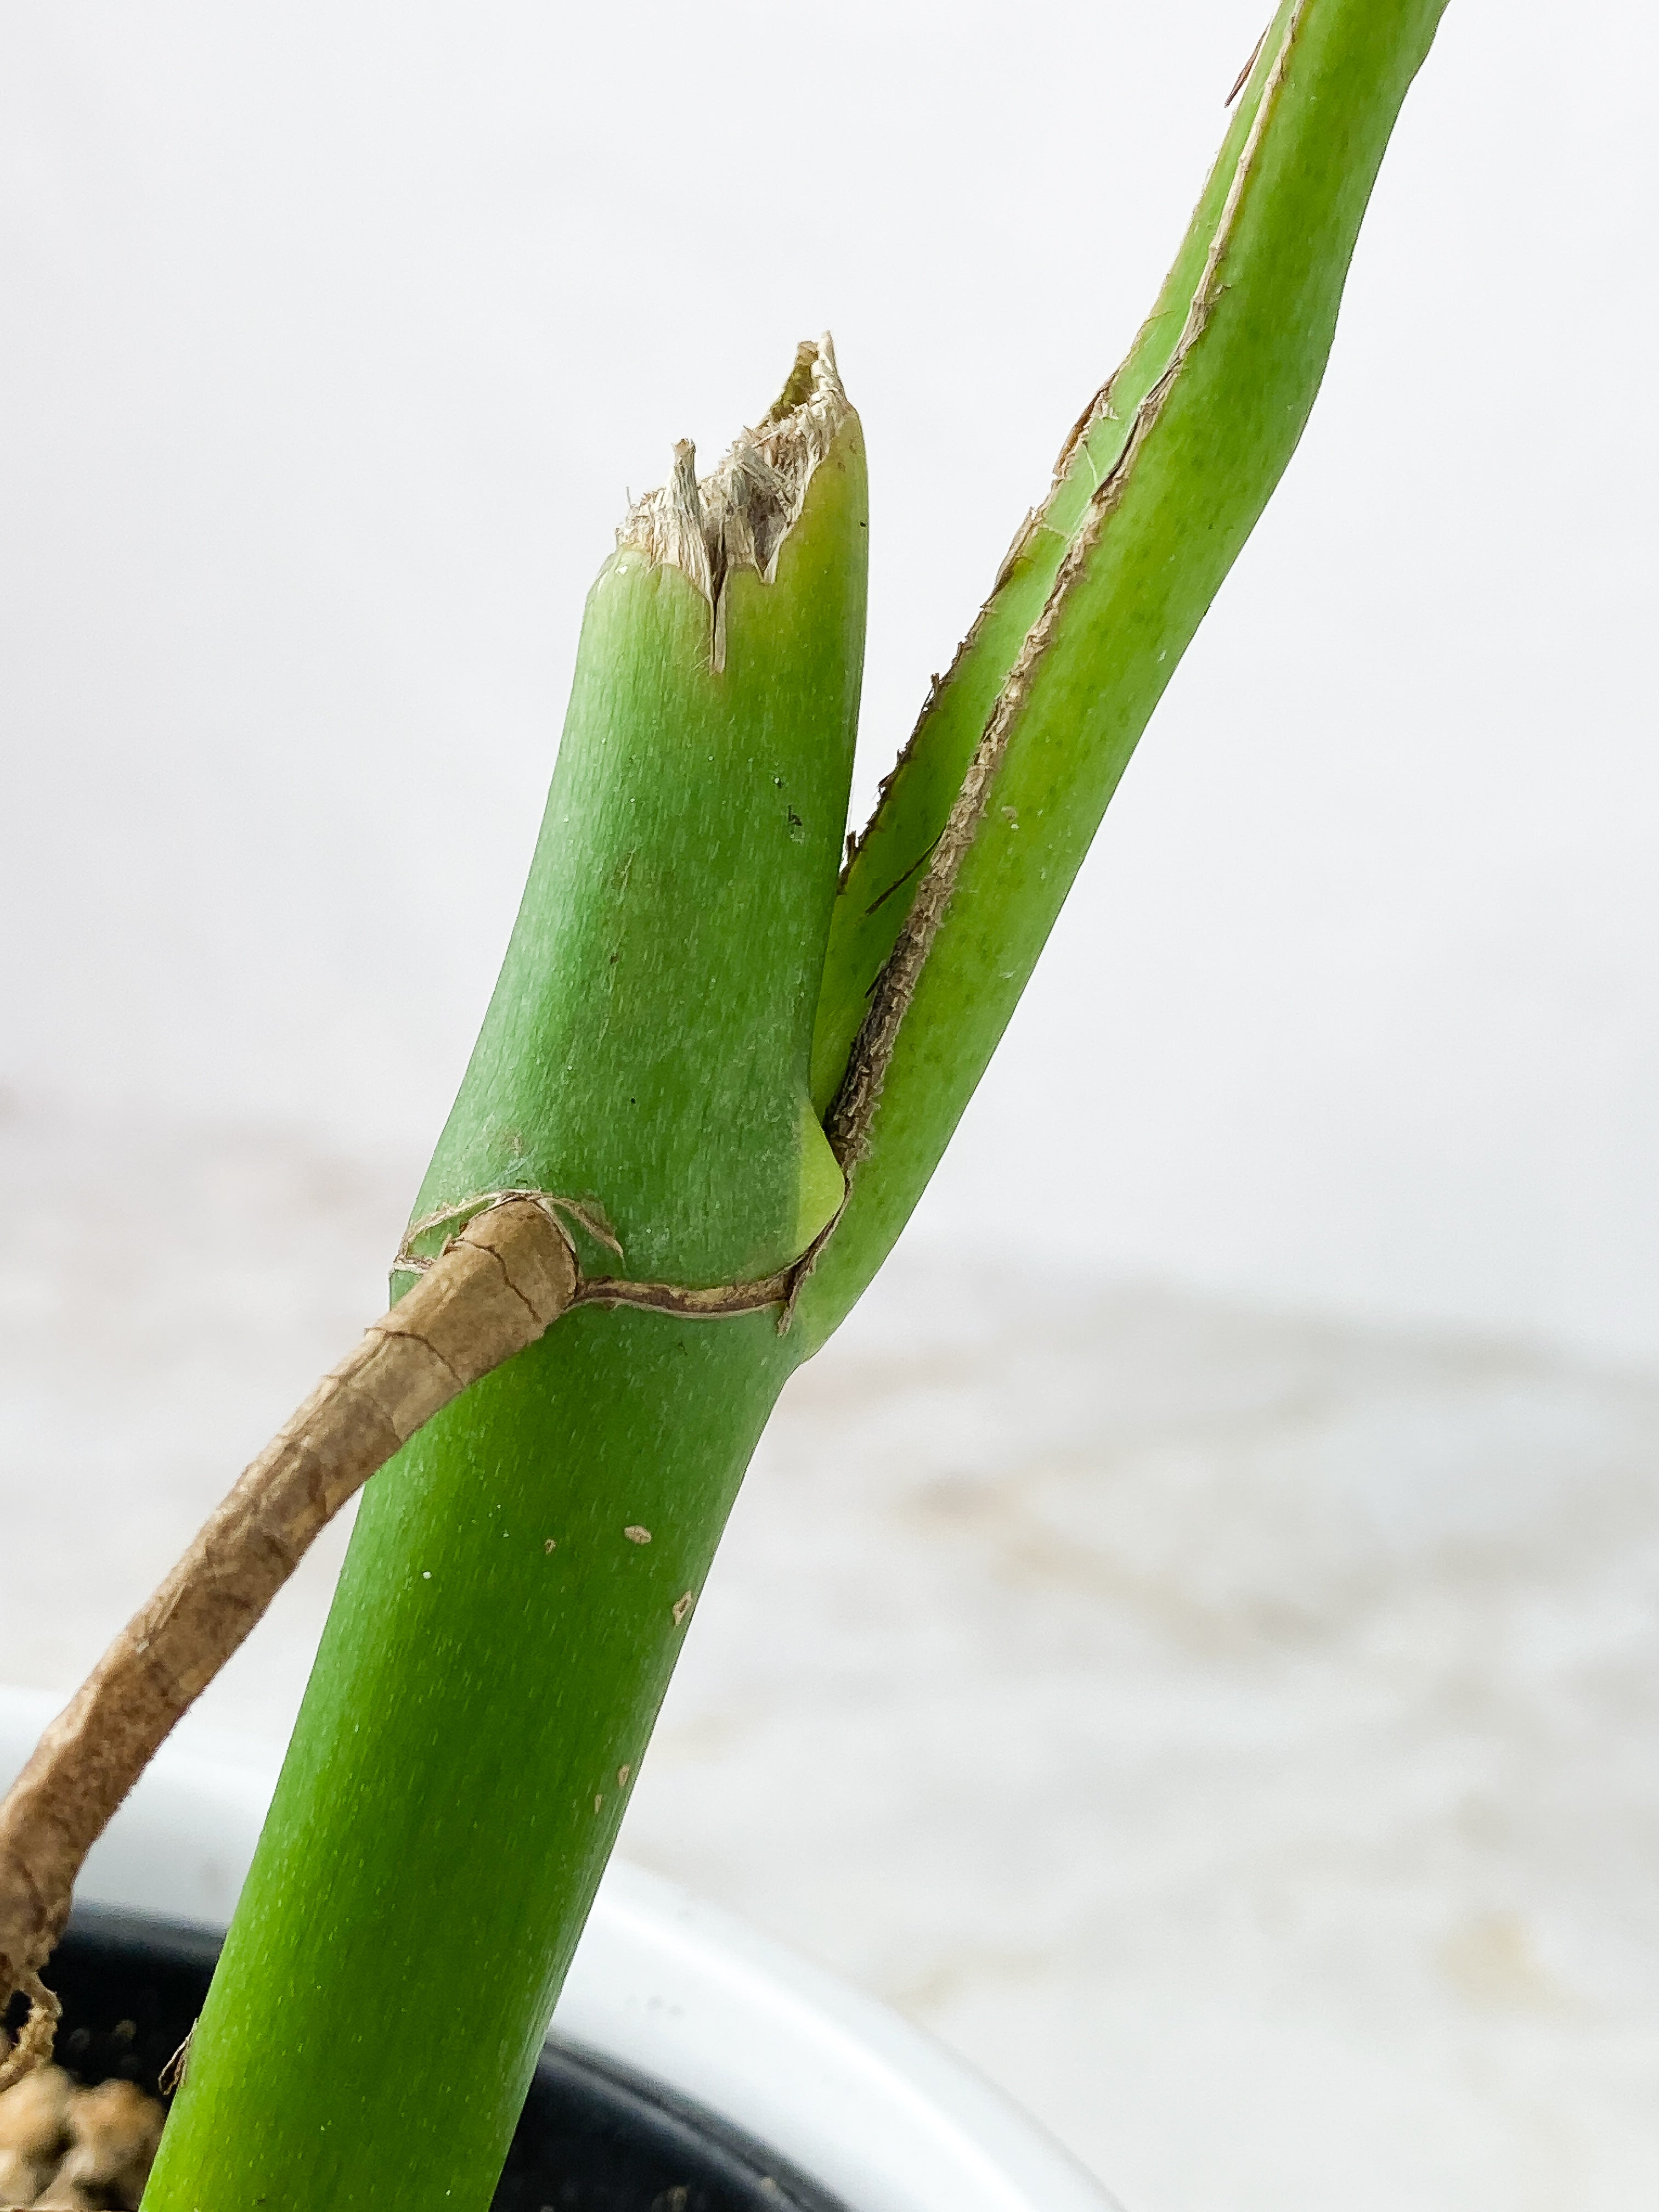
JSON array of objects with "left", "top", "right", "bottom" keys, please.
[
  {"left": 0, "top": 2064, "right": 72, "bottom": 2205},
  {"left": 54, "top": 2077, "right": 165, "bottom": 2204},
  {"left": 0, "top": 2063, "right": 72, "bottom": 2154},
  {"left": 1, "top": 2070, "right": 163, "bottom": 2212},
  {"left": 623, "top": 1526, "right": 651, "bottom": 1545}
]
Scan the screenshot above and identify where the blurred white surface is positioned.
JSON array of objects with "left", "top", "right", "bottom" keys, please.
[
  {"left": 2, "top": 1099, "right": 1656, "bottom": 2211},
  {"left": 1, "top": 2, "right": 1656, "bottom": 1356}
]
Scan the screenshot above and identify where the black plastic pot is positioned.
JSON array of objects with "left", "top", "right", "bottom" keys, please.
[{"left": 23, "top": 1909, "right": 848, "bottom": 2212}]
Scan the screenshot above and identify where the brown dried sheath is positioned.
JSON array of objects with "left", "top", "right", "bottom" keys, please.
[{"left": 0, "top": 1198, "right": 577, "bottom": 2084}]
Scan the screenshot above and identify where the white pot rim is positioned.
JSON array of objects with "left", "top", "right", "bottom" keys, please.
[{"left": 0, "top": 1689, "right": 1121, "bottom": 2212}]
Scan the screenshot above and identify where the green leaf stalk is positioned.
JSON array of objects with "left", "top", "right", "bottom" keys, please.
[
  {"left": 797, "top": 0, "right": 1451, "bottom": 1348},
  {"left": 145, "top": 347, "right": 866, "bottom": 2212}
]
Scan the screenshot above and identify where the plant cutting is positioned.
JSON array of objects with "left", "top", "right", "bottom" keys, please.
[{"left": 0, "top": 3, "right": 1451, "bottom": 2207}]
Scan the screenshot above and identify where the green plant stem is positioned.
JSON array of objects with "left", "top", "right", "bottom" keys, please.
[
  {"left": 806, "top": 0, "right": 1304, "bottom": 1120},
  {"left": 795, "top": 0, "right": 1449, "bottom": 1350},
  {"left": 141, "top": 7, "right": 1447, "bottom": 2207},
  {"left": 143, "top": 392, "right": 867, "bottom": 2212}
]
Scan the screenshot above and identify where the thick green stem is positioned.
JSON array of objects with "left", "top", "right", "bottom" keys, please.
[{"left": 143, "top": 355, "right": 866, "bottom": 2212}]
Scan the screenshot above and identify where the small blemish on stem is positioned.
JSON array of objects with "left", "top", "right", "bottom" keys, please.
[
  {"left": 544, "top": 1538, "right": 557, "bottom": 1554},
  {"left": 617, "top": 1765, "right": 631, "bottom": 1788},
  {"left": 672, "top": 1592, "right": 694, "bottom": 1627},
  {"left": 624, "top": 1526, "right": 652, "bottom": 1545}
]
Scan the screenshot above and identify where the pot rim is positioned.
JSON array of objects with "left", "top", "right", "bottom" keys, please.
[{"left": 0, "top": 1687, "right": 1120, "bottom": 2212}]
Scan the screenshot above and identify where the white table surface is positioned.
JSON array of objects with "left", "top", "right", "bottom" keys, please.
[{"left": 4, "top": 1093, "right": 1658, "bottom": 2212}]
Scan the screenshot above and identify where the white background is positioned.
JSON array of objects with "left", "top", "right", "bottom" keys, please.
[
  {"left": 3, "top": 13, "right": 1658, "bottom": 2208},
  {"left": 2, "top": 0, "right": 1656, "bottom": 1360}
]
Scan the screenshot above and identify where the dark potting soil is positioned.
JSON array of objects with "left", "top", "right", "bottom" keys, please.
[{"left": 2, "top": 1910, "right": 850, "bottom": 2212}]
